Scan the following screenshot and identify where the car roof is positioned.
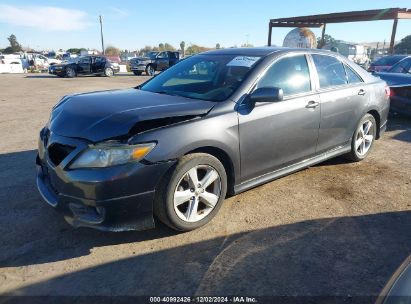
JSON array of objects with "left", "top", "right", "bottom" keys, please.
[{"left": 202, "top": 47, "right": 339, "bottom": 57}]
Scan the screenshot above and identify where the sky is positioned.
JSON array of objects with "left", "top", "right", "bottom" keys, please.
[{"left": 0, "top": 0, "right": 410, "bottom": 51}]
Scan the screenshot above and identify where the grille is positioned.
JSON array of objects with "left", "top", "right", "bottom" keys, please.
[{"left": 48, "top": 143, "right": 75, "bottom": 166}]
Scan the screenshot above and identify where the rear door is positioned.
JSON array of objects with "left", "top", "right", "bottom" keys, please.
[
  {"left": 310, "top": 54, "right": 367, "bottom": 153},
  {"left": 238, "top": 53, "right": 321, "bottom": 181}
]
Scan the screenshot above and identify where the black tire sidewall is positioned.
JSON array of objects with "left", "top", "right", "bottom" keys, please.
[
  {"left": 162, "top": 154, "right": 227, "bottom": 231},
  {"left": 351, "top": 114, "right": 377, "bottom": 161}
]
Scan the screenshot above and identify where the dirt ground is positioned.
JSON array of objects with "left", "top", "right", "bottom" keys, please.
[{"left": 0, "top": 73, "right": 410, "bottom": 301}]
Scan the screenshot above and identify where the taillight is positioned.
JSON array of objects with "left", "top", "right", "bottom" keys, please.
[{"left": 384, "top": 86, "right": 391, "bottom": 97}]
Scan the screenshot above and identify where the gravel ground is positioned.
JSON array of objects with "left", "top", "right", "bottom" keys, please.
[{"left": 0, "top": 73, "right": 410, "bottom": 301}]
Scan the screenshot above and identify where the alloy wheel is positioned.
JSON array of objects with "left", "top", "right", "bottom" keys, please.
[
  {"left": 105, "top": 68, "right": 114, "bottom": 77},
  {"left": 355, "top": 120, "right": 374, "bottom": 156},
  {"left": 173, "top": 165, "right": 221, "bottom": 223}
]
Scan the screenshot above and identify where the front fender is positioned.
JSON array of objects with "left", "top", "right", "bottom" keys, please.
[{"left": 130, "top": 109, "right": 240, "bottom": 182}]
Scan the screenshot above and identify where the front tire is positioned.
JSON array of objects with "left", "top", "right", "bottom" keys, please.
[
  {"left": 146, "top": 65, "right": 155, "bottom": 76},
  {"left": 104, "top": 67, "right": 114, "bottom": 77},
  {"left": 65, "top": 67, "right": 76, "bottom": 78},
  {"left": 346, "top": 113, "right": 377, "bottom": 162},
  {"left": 154, "top": 153, "right": 227, "bottom": 231}
]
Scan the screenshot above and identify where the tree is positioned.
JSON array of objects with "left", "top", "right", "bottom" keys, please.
[
  {"left": 66, "top": 48, "right": 87, "bottom": 54},
  {"left": 216, "top": 43, "right": 221, "bottom": 49},
  {"left": 3, "top": 34, "right": 22, "bottom": 54},
  {"left": 158, "top": 43, "right": 165, "bottom": 51},
  {"left": 105, "top": 45, "right": 120, "bottom": 56},
  {"left": 164, "top": 43, "right": 176, "bottom": 51},
  {"left": 240, "top": 43, "right": 253, "bottom": 48},
  {"left": 185, "top": 44, "right": 212, "bottom": 55},
  {"left": 180, "top": 41, "right": 185, "bottom": 56},
  {"left": 317, "top": 34, "right": 336, "bottom": 49},
  {"left": 394, "top": 35, "right": 411, "bottom": 54}
]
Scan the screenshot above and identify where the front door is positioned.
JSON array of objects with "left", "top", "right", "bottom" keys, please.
[
  {"left": 77, "top": 56, "right": 91, "bottom": 74},
  {"left": 239, "top": 54, "right": 321, "bottom": 182},
  {"left": 156, "top": 52, "right": 169, "bottom": 70}
]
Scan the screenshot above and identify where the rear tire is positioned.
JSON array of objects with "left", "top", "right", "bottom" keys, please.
[
  {"left": 345, "top": 113, "right": 377, "bottom": 162},
  {"left": 133, "top": 71, "right": 142, "bottom": 76},
  {"left": 154, "top": 153, "right": 227, "bottom": 231}
]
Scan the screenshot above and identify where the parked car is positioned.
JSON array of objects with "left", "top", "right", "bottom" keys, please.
[
  {"left": 49, "top": 55, "right": 120, "bottom": 77},
  {"left": 37, "top": 48, "right": 389, "bottom": 232},
  {"left": 377, "top": 255, "right": 411, "bottom": 304},
  {"left": 375, "top": 56, "right": 411, "bottom": 116},
  {"left": 368, "top": 55, "right": 408, "bottom": 73},
  {"left": 129, "top": 51, "right": 180, "bottom": 76}
]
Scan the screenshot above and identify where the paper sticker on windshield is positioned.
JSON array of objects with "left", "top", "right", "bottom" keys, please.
[{"left": 227, "top": 56, "right": 260, "bottom": 67}]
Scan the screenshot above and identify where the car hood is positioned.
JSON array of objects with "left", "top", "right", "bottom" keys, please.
[
  {"left": 376, "top": 72, "right": 411, "bottom": 88},
  {"left": 49, "top": 89, "right": 215, "bottom": 142}
]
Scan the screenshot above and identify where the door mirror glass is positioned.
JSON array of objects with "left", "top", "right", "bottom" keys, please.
[{"left": 250, "top": 87, "right": 284, "bottom": 103}]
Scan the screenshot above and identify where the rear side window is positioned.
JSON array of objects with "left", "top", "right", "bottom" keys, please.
[
  {"left": 345, "top": 65, "right": 362, "bottom": 84},
  {"left": 256, "top": 54, "right": 311, "bottom": 96},
  {"left": 312, "top": 54, "right": 347, "bottom": 88}
]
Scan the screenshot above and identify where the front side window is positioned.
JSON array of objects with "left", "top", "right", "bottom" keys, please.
[
  {"left": 94, "top": 57, "right": 105, "bottom": 64},
  {"left": 157, "top": 52, "right": 169, "bottom": 59},
  {"left": 256, "top": 54, "right": 311, "bottom": 96},
  {"left": 79, "top": 57, "right": 90, "bottom": 64},
  {"left": 345, "top": 65, "right": 363, "bottom": 84},
  {"left": 140, "top": 54, "right": 261, "bottom": 101},
  {"left": 312, "top": 54, "right": 347, "bottom": 88}
]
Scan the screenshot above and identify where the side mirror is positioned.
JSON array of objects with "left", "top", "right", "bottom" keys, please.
[{"left": 250, "top": 87, "right": 284, "bottom": 103}]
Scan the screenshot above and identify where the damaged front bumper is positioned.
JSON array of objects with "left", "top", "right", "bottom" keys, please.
[{"left": 36, "top": 131, "right": 175, "bottom": 232}]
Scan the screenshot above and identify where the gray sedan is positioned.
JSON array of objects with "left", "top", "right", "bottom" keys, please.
[{"left": 37, "top": 48, "right": 390, "bottom": 232}]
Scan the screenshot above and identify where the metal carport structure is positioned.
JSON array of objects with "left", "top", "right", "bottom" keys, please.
[{"left": 268, "top": 8, "right": 411, "bottom": 54}]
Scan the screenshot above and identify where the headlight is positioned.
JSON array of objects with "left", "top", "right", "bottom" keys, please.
[{"left": 70, "top": 142, "right": 156, "bottom": 169}]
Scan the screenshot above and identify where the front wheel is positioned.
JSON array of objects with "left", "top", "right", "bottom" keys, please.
[
  {"left": 145, "top": 65, "right": 155, "bottom": 76},
  {"left": 154, "top": 153, "right": 227, "bottom": 231},
  {"left": 104, "top": 67, "right": 114, "bottom": 77},
  {"left": 345, "top": 113, "right": 377, "bottom": 162},
  {"left": 65, "top": 67, "right": 76, "bottom": 78}
]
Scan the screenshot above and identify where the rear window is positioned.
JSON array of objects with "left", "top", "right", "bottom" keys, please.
[
  {"left": 373, "top": 56, "right": 406, "bottom": 66},
  {"left": 312, "top": 54, "right": 347, "bottom": 88}
]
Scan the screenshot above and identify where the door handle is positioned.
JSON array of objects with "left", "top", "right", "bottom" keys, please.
[
  {"left": 306, "top": 101, "right": 320, "bottom": 108},
  {"left": 358, "top": 89, "right": 366, "bottom": 96}
]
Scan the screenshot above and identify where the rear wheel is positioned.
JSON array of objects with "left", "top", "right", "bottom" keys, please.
[
  {"left": 65, "top": 67, "right": 76, "bottom": 78},
  {"left": 154, "top": 153, "right": 227, "bottom": 231},
  {"left": 104, "top": 67, "right": 114, "bottom": 77},
  {"left": 133, "top": 71, "right": 142, "bottom": 76},
  {"left": 346, "top": 113, "right": 376, "bottom": 162}
]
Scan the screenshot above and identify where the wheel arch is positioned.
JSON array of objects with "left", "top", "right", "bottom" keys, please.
[
  {"left": 185, "top": 146, "right": 236, "bottom": 196},
  {"left": 367, "top": 109, "right": 381, "bottom": 139}
]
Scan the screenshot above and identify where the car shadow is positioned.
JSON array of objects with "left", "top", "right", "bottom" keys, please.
[
  {"left": 0, "top": 149, "right": 177, "bottom": 268},
  {"left": 24, "top": 75, "right": 58, "bottom": 79},
  {"left": 2, "top": 211, "right": 410, "bottom": 299}
]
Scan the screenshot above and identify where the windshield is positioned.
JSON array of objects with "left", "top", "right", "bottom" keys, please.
[
  {"left": 143, "top": 52, "right": 158, "bottom": 59},
  {"left": 140, "top": 54, "right": 261, "bottom": 102}
]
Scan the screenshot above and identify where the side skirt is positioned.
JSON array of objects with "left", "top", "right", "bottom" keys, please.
[{"left": 234, "top": 144, "right": 351, "bottom": 195}]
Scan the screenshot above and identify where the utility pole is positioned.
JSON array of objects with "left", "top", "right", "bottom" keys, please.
[{"left": 99, "top": 15, "right": 105, "bottom": 55}]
